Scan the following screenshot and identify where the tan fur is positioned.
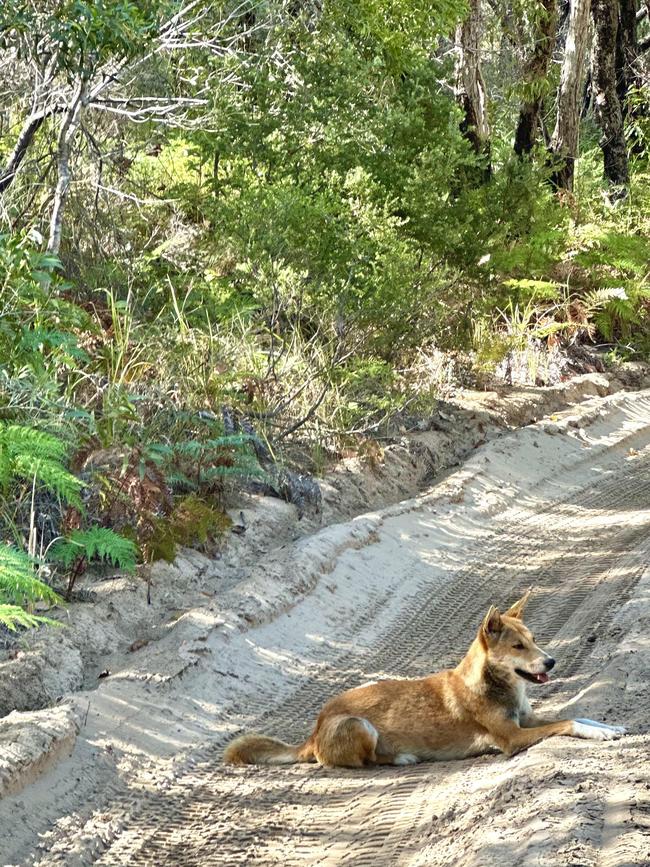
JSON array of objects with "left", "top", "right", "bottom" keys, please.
[
  {"left": 223, "top": 734, "right": 304, "bottom": 766},
  {"left": 224, "top": 589, "right": 621, "bottom": 768}
]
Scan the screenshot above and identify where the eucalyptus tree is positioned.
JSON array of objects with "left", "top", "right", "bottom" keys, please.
[
  {"left": 455, "top": 0, "right": 491, "bottom": 173},
  {"left": 0, "top": 1, "right": 264, "bottom": 256},
  {"left": 592, "top": 0, "right": 628, "bottom": 192},
  {"left": 550, "top": 0, "right": 592, "bottom": 190},
  {"left": 513, "top": 0, "right": 557, "bottom": 156}
]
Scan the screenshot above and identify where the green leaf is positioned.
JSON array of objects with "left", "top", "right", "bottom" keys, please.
[
  {"left": 49, "top": 528, "right": 138, "bottom": 573},
  {"left": 0, "top": 605, "right": 60, "bottom": 632},
  {"left": 0, "top": 545, "right": 61, "bottom": 607},
  {"left": 0, "top": 423, "right": 83, "bottom": 505}
]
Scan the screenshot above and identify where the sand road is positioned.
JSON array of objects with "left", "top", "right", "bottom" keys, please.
[{"left": 2, "top": 389, "right": 650, "bottom": 866}]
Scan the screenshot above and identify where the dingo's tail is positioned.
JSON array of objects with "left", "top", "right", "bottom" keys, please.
[{"left": 223, "top": 734, "right": 314, "bottom": 766}]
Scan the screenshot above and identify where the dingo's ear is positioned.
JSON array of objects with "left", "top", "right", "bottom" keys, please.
[
  {"left": 504, "top": 587, "right": 533, "bottom": 620},
  {"left": 482, "top": 605, "right": 503, "bottom": 636}
]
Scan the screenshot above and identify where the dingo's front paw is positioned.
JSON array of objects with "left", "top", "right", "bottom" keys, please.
[
  {"left": 393, "top": 753, "right": 419, "bottom": 765},
  {"left": 572, "top": 719, "right": 626, "bottom": 740}
]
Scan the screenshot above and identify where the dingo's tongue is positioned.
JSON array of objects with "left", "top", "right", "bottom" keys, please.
[{"left": 533, "top": 672, "right": 550, "bottom": 684}]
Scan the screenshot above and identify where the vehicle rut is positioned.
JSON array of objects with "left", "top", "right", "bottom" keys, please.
[{"left": 34, "top": 447, "right": 650, "bottom": 867}]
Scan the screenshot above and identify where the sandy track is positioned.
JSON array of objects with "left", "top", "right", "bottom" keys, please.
[{"left": 5, "top": 391, "right": 650, "bottom": 866}]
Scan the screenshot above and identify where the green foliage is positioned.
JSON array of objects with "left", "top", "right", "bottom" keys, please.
[
  {"left": 49, "top": 527, "right": 138, "bottom": 572},
  {"left": 574, "top": 229, "right": 648, "bottom": 277},
  {"left": 170, "top": 494, "right": 232, "bottom": 544},
  {"left": 590, "top": 289, "right": 642, "bottom": 342},
  {"left": 502, "top": 279, "right": 561, "bottom": 303},
  {"left": 626, "top": 87, "right": 650, "bottom": 157},
  {"left": 0, "top": 604, "right": 57, "bottom": 632},
  {"left": 146, "top": 518, "right": 178, "bottom": 564},
  {"left": 326, "top": 0, "right": 465, "bottom": 73},
  {"left": 145, "top": 433, "right": 265, "bottom": 492},
  {"left": 0, "top": 424, "right": 83, "bottom": 506},
  {"left": 0, "top": 0, "right": 649, "bottom": 597},
  {"left": 0, "top": 545, "right": 62, "bottom": 631},
  {"left": 333, "top": 359, "right": 402, "bottom": 430},
  {"left": 0, "top": 545, "right": 60, "bottom": 606},
  {"left": 1, "top": 0, "right": 171, "bottom": 79},
  {"left": 0, "top": 233, "right": 92, "bottom": 387},
  {"left": 145, "top": 495, "right": 232, "bottom": 563}
]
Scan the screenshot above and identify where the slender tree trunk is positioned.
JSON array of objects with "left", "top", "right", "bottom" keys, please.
[
  {"left": 617, "top": 0, "right": 649, "bottom": 159},
  {"left": 641, "top": 0, "right": 650, "bottom": 51},
  {"left": 47, "top": 82, "right": 87, "bottom": 256},
  {"left": 514, "top": 0, "right": 557, "bottom": 156},
  {"left": 592, "top": 0, "right": 629, "bottom": 190},
  {"left": 0, "top": 113, "right": 46, "bottom": 195},
  {"left": 550, "top": 0, "right": 592, "bottom": 191},
  {"left": 455, "top": 0, "right": 491, "bottom": 175},
  {"left": 0, "top": 55, "right": 60, "bottom": 195}
]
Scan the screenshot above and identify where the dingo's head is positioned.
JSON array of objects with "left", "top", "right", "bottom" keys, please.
[{"left": 479, "top": 589, "right": 555, "bottom": 685}]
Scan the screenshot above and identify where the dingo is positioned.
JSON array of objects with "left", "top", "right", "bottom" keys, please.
[{"left": 224, "top": 590, "right": 625, "bottom": 768}]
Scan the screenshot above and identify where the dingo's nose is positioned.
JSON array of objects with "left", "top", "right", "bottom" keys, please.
[{"left": 544, "top": 657, "right": 556, "bottom": 670}]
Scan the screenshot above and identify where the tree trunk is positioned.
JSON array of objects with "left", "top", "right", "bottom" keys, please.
[
  {"left": 47, "top": 83, "right": 87, "bottom": 256},
  {"left": 617, "top": 0, "right": 650, "bottom": 160},
  {"left": 616, "top": 0, "right": 638, "bottom": 107},
  {"left": 550, "top": 0, "right": 592, "bottom": 191},
  {"left": 0, "top": 113, "right": 46, "bottom": 195},
  {"left": 514, "top": 0, "right": 557, "bottom": 156},
  {"left": 592, "top": 0, "right": 629, "bottom": 190},
  {"left": 455, "top": 0, "right": 491, "bottom": 175}
]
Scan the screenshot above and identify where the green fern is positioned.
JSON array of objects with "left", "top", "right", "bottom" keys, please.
[
  {"left": 0, "top": 605, "right": 58, "bottom": 632},
  {"left": 594, "top": 298, "right": 639, "bottom": 341},
  {"left": 502, "top": 278, "right": 560, "bottom": 302},
  {"left": 202, "top": 435, "right": 259, "bottom": 450},
  {"left": 0, "top": 424, "right": 82, "bottom": 506},
  {"left": 49, "top": 528, "right": 138, "bottom": 572},
  {"left": 20, "top": 328, "right": 90, "bottom": 364},
  {"left": 582, "top": 286, "right": 629, "bottom": 313},
  {"left": 0, "top": 545, "right": 60, "bottom": 606},
  {"left": 165, "top": 470, "right": 196, "bottom": 489},
  {"left": 200, "top": 456, "right": 266, "bottom": 481},
  {"left": 145, "top": 433, "right": 265, "bottom": 492},
  {"left": 0, "top": 425, "right": 67, "bottom": 466},
  {"left": 172, "top": 434, "right": 258, "bottom": 459}
]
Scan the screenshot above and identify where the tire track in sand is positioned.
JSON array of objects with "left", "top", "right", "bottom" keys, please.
[{"left": 33, "top": 443, "right": 650, "bottom": 866}]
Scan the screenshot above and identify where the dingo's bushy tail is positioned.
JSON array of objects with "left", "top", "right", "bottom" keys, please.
[{"left": 224, "top": 734, "right": 313, "bottom": 766}]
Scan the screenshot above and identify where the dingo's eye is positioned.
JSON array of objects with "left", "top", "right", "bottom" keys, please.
[{"left": 513, "top": 642, "right": 525, "bottom": 650}]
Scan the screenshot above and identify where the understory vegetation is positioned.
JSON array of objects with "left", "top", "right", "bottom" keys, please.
[{"left": 0, "top": 0, "right": 649, "bottom": 627}]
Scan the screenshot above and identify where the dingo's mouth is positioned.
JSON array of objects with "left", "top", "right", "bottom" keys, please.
[{"left": 515, "top": 669, "right": 550, "bottom": 685}]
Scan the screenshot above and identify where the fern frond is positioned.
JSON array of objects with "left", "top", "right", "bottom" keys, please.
[
  {"left": 148, "top": 432, "right": 263, "bottom": 492},
  {"left": 594, "top": 310, "right": 614, "bottom": 341},
  {"left": 11, "top": 455, "right": 83, "bottom": 505},
  {"left": 200, "top": 460, "right": 266, "bottom": 481},
  {"left": 582, "top": 287, "right": 627, "bottom": 314},
  {"left": 202, "top": 435, "right": 256, "bottom": 450},
  {"left": 143, "top": 442, "right": 173, "bottom": 465},
  {"left": 0, "top": 448, "right": 11, "bottom": 489},
  {"left": 502, "top": 279, "right": 560, "bottom": 301},
  {"left": 49, "top": 528, "right": 138, "bottom": 572},
  {"left": 0, "top": 604, "right": 59, "bottom": 631},
  {"left": 173, "top": 440, "right": 204, "bottom": 458},
  {"left": 0, "top": 423, "right": 82, "bottom": 505},
  {"left": 0, "top": 545, "right": 61, "bottom": 606},
  {"left": 608, "top": 297, "right": 638, "bottom": 322},
  {"left": 0, "top": 425, "right": 67, "bottom": 463},
  {"left": 156, "top": 434, "right": 256, "bottom": 459},
  {"left": 166, "top": 471, "right": 197, "bottom": 490}
]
